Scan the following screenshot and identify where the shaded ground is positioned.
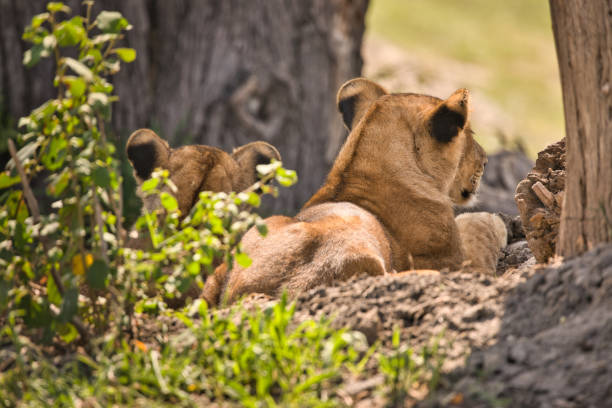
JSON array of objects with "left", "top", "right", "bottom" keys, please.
[
  {"left": 288, "top": 242, "right": 612, "bottom": 407},
  {"left": 424, "top": 244, "right": 612, "bottom": 408}
]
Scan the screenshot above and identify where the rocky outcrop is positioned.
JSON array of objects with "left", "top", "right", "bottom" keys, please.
[{"left": 515, "top": 139, "right": 566, "bottom": 263}]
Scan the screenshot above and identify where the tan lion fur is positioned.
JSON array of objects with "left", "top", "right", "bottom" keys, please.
[
  {"left": 456, "top": 212, "right": 507, "bottom": 274},
  {"left": 203, "top": 78, "right": 507, "bottom": 306},
  {"left": 126, "top": 129, "right": 280, "bottom": 218},
  {"left": 449, "top": 133, "right": 487, "bottom": 207}
]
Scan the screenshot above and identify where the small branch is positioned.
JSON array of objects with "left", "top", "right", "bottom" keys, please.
[
  {"left": 7, "top": 139, "right": 40, "bottom": 223},
  {"left": 9, "top": 141, "right": 69, "bottom": 315},
  {"left": 92, "top": 185, "right": 109, "bottom": 263}
]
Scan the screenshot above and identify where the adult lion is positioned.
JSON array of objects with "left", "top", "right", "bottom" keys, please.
[{"left": 202, "top": 78, "right": 506, "bottom": 305}]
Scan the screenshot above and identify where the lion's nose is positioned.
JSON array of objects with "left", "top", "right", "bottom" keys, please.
[{"left": 461, "top": 189, "right": 471, "bottom": 199}]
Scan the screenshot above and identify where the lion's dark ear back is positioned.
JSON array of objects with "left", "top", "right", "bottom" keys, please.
[
  {"left": 126, "top": 129, "right": 170, "bottom": 181},
  {"left": 430, "top": 105, "right": 467, "bottom": 143},
  {"left": 336, "top": 78, "right": 388, "bottom": 130},
  {"left": 338, "top": 95, "right": 358, "bottom": 131},
  {"left": 231, "top": 141, "right": 282, "bottom": 187},
  {"left": 429, "top": 88, "right": 470, "bottom": 143}
]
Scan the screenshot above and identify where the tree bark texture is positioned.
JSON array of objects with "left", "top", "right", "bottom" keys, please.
[
  {"left": 549, "top": 0, "right": 612, "bottom": 257},
  {"left": 0, "top": 0, "right": 369, "bottom": 213}
]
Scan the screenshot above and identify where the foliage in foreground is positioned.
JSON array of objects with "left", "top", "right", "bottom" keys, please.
[
  {"left": 0, "top": 1, "right": 445, "bottom": 406},
  {"left": 1, "top": 297, "right": 444, "bottom": 407}
]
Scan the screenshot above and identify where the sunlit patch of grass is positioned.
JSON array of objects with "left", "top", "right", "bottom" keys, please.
[{"left": 367, "top": 0, "right": 564, "bottom": 156}]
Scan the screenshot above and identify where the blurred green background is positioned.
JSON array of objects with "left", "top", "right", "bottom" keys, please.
[{"left": 365, "top": 0, "right": 564, "bottom": 157}]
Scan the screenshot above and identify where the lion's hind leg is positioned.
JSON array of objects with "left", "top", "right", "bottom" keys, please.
[{"left": 455, "top": 212, "right": 507, "bottom": 275}]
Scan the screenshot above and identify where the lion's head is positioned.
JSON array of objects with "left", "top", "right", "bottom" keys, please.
[
  {"left": 449, "top": 132, "right": 487, "bottom": 206},
  {"left": 334, "top": 78, "right": 477, "bottom": 198},
  {"left": 126, "top": 129, "right": 280, "bottom": 217}
]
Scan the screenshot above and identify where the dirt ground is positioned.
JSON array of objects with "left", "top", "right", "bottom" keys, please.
[
  {"left": 288, "top": 239, "right": 612, "bottom": 407},
  {"left": 423, "top": 243, "right": 612, "bottom": 408}
]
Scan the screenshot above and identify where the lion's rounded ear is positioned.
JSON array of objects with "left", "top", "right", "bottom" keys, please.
[
  {"left": 428, "top": 88, "right": 470, "bottom": 143},
  {"left": 231, "top": 141, "right": 282, "bottom": 186},
  {"left": 126, "top": 129, "right": 170, "bottom": 181},
  {"left": 337, "top": 78, "right": 388, "bottom": 131}
]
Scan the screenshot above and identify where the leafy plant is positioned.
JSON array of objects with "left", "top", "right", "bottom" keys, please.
[
  {"left": 0, "top": 0, "right": 297, "bottom": 349},
  {"left": 0, "top": 296, "right": 369, "bottom": 407},
  {"left": 0, "top": 0, "right": 136, "bottom": 346},
  {"left": 378, "top": 328, "right": 445, "bottom": 405}
]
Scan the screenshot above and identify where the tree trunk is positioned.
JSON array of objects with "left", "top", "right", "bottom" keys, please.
[
  {"left": 0, "top": 0, "right": 369, "bottom": 214},
  {"left": 549, "top": 0, "right": 612, "bottom": 258}
]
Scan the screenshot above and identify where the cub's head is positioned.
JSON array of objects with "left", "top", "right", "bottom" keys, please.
[
  {"left": 126, "top": 129, "right": 281, "bottom": 217},
  {"left": 449, "top": 133, "right": 487, "bottom": 206},
  {"left": 337, "top": 78, "right": 473, "bottom": 195}
]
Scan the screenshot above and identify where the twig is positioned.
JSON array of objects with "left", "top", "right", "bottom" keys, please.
[
  {"left": 92, "top": 185, "right": 109, "bottom": 263},
  {"left": 7, "top": 139, "right": 40, "bottom": 223}
]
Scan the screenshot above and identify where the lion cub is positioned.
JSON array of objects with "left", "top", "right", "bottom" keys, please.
[
  {"left": 126, "top": 129, "right": 280, "bottom": 217},
  {"left": 203, "top": 78, "right": 507, "bottom": 305}
]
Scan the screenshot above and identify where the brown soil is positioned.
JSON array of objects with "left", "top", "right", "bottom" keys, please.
[{"left": 423, "top": 244, "right": 612, "bottom": 408}]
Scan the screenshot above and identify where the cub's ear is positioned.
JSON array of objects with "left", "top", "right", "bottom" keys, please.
[
  {"left": 337, "top": 78, "right": 388, "bottom": 130},
  {"left": 231, "top": 141, "right": 282, "bottom": 186},
  {"left": 126, "top": 129, "right": 171, "bottom": 181},
  {"left": 428, "top": 88, "right": 470, "bottom": 143}
]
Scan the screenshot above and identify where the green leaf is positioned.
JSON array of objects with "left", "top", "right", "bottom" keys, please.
[
  {"left": 42, "top": 136, "right": 67, "bottom": 171},
  {"left": 276, "top": 168, "right": 298, "bottom": 187},
  {"left": 63, "top": 57, "right": 93, "bottom": 81},
  {"left": 247, "top": 192, "right": 261, "bottom": 207},
  {"left": 96, "top": 11, "right": 130, "bottom": 34},
  {"left": 47, "top": 2, "right": 70, "bottom": 14},
  {"left": 91, "top": 33, "right": 120, "bottom": 45},
  {"left": 160, "top": 192, "right": 178, "bottom": 212},
  {"left": 114, "top": 48, "right": 136, "bottom": 63},
  {"left": 23, "top": 44, "right": 45, "bottom": 68},
  {"left": 141, "top": 178, "right": 159, "bottom": 192},
  {"left": 67, "top": 77, "right": 86, "bottom": 98},
  {"left": 85, "top": 48, "right": 102, "bottom": 64},
  {"left": 54, "top": 17, "right": 85, "bottom": 47},
  {"left": 256, "top": 221, "right": 268, "bottom": 236},
  {"left": 0, "top": 172, "right": 20, "bottom": 189},
  {"left": 235, "top": 252, "right": 252, "bottom": 268},
  {"left": 59, "top": 288, "right": 78, "bottom": 322},
  {"left": 30, "top": 12, "right": 50, "bottom": 29},
  {"left": 32, "top": 100, "right": 58, "bottom": 121},
  {"left": 187, "top": 261, "right": 201, "bottom": 275},
  {"left": 48, "top": 169, "right": 70, "bottom": 197},
  {"left": 0, "top": 279, "right": 9, "bottom": 311},
  {"left": 87, "top": 260, "right": 109, "bottom": 289},
  {"left": 92, "top": 166, "right": 111, "bottom": 189},
  {"left": 47, "top": 274, "right": 62, "bottom": 305},
  {"left": 57, "top": 322, "right": 79, "bottom": 343}
]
